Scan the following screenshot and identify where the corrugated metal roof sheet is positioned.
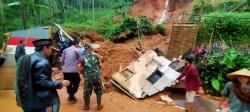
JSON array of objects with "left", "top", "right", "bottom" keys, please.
[{"left": 10, "top": 27, "right": 50, "bottom": 39}]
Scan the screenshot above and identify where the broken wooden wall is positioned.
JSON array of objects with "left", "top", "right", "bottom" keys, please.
[{"left": 166, "top": 23, "right": 198, "bottom": 59}]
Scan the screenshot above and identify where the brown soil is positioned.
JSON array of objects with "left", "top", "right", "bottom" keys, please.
[
  {"left": 129, "top": 0, "right": 193, "bottom": 23},
  {"left": 0, "top": 89, "right": 185, "bottom": 112},
  {"left": 168, "top": 0, "right": 193, "bottom": 23},
  {"left": 129, "top": 0, "right": 165, "bottom": 21},
  {"left": 0, "top": 67, "right": 15, "bottom": 90},
  {"left": 86, "top": 32, "right": 105, "bottom": 42},
  {"left": 94, "top": 35, "right": 168, "bottom": 83},
  {"left": 113, "top": 15, "right": 122, "bottom": 23}
]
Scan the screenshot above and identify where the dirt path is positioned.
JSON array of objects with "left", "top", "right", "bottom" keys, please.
[
  {"left": 0, "top": 67, "right": 15, "bottom": 90},
  {"left": 0, "top": 89, "right": 184, "bottom": 112},
  {"left": 59, "top": 87, "right": 185, "bottom": 112}
]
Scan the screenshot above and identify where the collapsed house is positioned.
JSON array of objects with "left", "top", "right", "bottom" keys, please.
[{"left": 111, "top": 50, "right": 184, "bottom": 100}]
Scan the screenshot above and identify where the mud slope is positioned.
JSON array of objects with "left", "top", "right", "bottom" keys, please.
[{"left": 129, "top": 0, "right": 193, "bottom": 23}]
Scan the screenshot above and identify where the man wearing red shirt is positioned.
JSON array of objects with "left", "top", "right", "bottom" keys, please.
[{"left": 173, "top": 55, "right": 204, "bottom": 112}]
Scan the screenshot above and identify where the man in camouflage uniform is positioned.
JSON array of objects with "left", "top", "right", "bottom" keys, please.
[{"left": 79, "top": 44, "right": 103, "bottom": 110}]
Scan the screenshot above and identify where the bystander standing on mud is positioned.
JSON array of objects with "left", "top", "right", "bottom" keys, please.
[
  {"left": 173, "top": 55, "right": 204, "bottom": 112},
  {"left": 79, "top": 44, "right": 103, "bottom": 110},
  {"left": 15, "top": 39, "right": 70, "bottom": 112},
  {"left": 61, "top": 39, "right": 82, "bottom": 104},
  {"left": 15, "top": 40, "right": 26, "bottom": 61}
]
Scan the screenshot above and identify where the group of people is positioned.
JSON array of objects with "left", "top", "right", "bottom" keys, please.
[
  {"left": 15, "top": 37, "right": 103, "bottom": 112},
  {"left": 14, "top": 38, "right": 250, "bottom": 112}
]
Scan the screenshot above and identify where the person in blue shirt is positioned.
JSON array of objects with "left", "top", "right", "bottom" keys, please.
[{"left": 219, "top": 69, "right": 250, "bottom": 112}]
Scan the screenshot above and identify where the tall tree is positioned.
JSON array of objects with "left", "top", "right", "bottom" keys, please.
[
  {"left": 92, "top": 0, "right": 95, "bottom": 20},
  {"left": 19, "top": 0, "right": 28, "bottom": 29},
  {"left": 0, "top": 0, "right": 5, "bottom": 40}
]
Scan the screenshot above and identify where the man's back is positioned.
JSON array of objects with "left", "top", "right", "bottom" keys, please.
[
  {"left": 61, "top": 46, "right": 81, "bottom": 73},
  {"left": 15, "top": 52, "right": 62, "bottom": 111},
  {"left": 80, "top": 51, "right": 100, "bottom": 76}
]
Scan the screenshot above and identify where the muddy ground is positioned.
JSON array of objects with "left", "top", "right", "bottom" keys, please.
[
  {"left": 0, "top": 33, "right": 219, "bottom": 112},
  {"left": 0, "top": 88, "right": 186, "bottom": 112}
]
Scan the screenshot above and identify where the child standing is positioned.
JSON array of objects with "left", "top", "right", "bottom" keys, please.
[{"left": 173, "top": 55, "right": 204, "bottom": 112}]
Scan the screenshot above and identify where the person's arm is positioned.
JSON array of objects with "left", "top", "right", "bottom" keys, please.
[
  {"left": 176, "top": 68, "right": 188, "bottom": 81},
  {"left": 172, "top": 69, "right": 188, "bottom": 85},
  {"left": 218, "top": 82, "right": 231, "bottom": 108},
  {"left": 33, "top": 60, "right": 69, "bottom": 89},
  {"left": 22, "top": 46, "right": 26, "bottom": 55},
  {"left": 93, "top": 52, "right": 103, "bottom": 62},
  {"left": 60, "top": 50, "right": 65, "bottom": 66},
  {"left": 78, "top": 59, "right": 84, "bottom": 74},
  {"left": 219, "top": 96, "right": 228, "bottom": 107},
  {"left": 76, "top": 48, "right": 82, "bottom": 58},
  {"left": 192, "top": 68, "right": 204, "bottom": 94},
  {"left": 95, "top": 54, "right": 101, "bottom": 69},
  {"left": 15, "top": 46, "right": 21, "bottom": 56}
]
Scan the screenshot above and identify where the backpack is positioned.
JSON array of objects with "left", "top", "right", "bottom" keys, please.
[{"left": 15, "top": 54, "right": 35, "bottom": 111}]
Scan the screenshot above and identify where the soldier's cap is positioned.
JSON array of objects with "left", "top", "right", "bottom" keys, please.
[
  {"left": 32, "top": 39, "right": 52, "bottom": 47},
  {"left": 83, "top": 44, "right": 92, "bottom": 49}
]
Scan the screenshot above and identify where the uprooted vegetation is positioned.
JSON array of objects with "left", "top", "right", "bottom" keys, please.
[{"left": 102, "top": 17, "right": 166, "bottom": 43}]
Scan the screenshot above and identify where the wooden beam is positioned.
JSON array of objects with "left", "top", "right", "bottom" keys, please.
[{"left": 54, "top": 23, "right": 73, "bottom": 41}]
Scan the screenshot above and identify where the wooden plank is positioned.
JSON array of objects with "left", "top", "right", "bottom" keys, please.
[{"left": 166, "top": 23, "right": 198, "bottom": 59}]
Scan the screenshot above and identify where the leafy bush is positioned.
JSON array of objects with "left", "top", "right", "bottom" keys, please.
[
  {"left": 196, "top": 48, "right": 250, "bottom": 95},
  {"left": 103, "top": 17, "right": 154, "bottom": 42},
  {"left": 120, "top": 17, "right": 138, "bottom": 36},
  {"left": 189, "top": 0, "right": 249, "bottom": 22},
  {"left": 139, "top": 17, "right": 153, "bottom": 35},
  {"left": 154, "top": 24, "right": 167, "bottom": 36},
  {"left": 197, "top": 12, "right": 250, "bottom": 47}
]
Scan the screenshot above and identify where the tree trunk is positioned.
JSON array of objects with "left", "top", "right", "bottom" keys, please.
[
  {"left": 20, "top": 0, "right": 28, "bottom": 29},
  {"left": 53, "top": 0, "right": 58, "bottom": 19},
  {"left": 0, "top": 0, "right": 4, "bottom": 26},
  {"left": 33, "top": 0, "right": 40, "bottom": 25},
  {"left": 49, "top": 0, "right": 55, "bottom": 22},
  {"left": 88, "top": 0, "right": 90, "bottom": 12},
  {"left": 92, "top": 0, "right": 95, "bottom": 20},
  {"left": 80, "top": 0, "right": 83, "bottom": 13},
  {"left": 61, "top": 0, "right": 65, "bottom": 18},
  {"left": 0, "top": 0, "right": 6, "bottom": 38}
]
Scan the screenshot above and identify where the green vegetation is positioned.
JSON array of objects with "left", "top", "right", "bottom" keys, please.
[
  {"left": 190, "top": 0, "right": 250, "bottom": 21},
  {"left": 0, "top": 0, "right": 135, "bottom": 47},
  {"left": 196, "top": 48, "right": 250, "bottom": 95},
  {"left": 154, "top": 24, "right": 167, "bottom": 36},
  {"left": 190, "top": 0, "right": 250, "bottom": 96},
  {"left": 62, "top": 9, "right": 119, "bottom": 30},
  {"left": 197, "top": 12, "right": 250, "bottom": 47},
  {"left": 102, "top": 17, "right": 166, "bottom": 42}
]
